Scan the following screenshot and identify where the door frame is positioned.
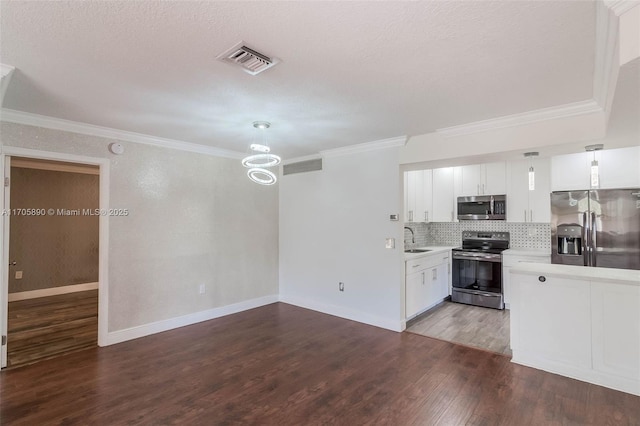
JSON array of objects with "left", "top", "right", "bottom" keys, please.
[{"left": 0, "top": 146, "right": 110, "bottom": 368}]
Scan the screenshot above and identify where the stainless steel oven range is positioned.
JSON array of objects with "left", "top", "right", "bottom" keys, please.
[{"left": 451, "top": 231, "right": 510, "bottom": 310}]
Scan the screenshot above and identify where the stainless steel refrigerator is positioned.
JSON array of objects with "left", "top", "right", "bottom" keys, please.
[{"left": 551, "top": 189, "right": 640, "bottom": 270}]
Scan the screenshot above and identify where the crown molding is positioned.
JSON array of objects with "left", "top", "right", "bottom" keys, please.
[
  {"left": 320, "top": 135, "right": 407, "bottom": 158},
  {"left": 436, "top": 99, "right": 602, "bottom": 138},
  {"left": 0, "top": 108, "right": 245, "bottom": 159},
  {"left": 604, "top": 0, "right": 640, "bottom": 16},
  {"left": 593, "top": 0, "right": 620, "bottom": 112},
  {"left": 0, "top": 64, "right": 15, "bottom": 79}
]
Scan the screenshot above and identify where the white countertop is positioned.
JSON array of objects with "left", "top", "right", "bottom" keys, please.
[
  {"left": 404, "top": 246, "right": 455, "bottom": 260},
  {"left": 510, "top": 262, "right": 640, "bottom": 285},
  {"left": 503, "top": 248, "right": 551, "bottom": 257}
]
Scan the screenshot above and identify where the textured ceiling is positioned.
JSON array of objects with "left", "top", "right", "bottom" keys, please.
[{"left": 0, "top": 1, "right": 597, "bottom": 158}]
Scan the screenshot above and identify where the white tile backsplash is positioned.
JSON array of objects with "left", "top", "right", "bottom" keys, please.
[{"left": 406, "top": 221, "right": 550, "bottom": 250}]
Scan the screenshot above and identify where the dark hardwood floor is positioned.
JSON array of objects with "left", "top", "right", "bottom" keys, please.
[
  {"left": 1, "top": 302, "right": 638, "bottom": 425},
  {"left": 7, "top": 290, "right": 98, "bottom": 368}
]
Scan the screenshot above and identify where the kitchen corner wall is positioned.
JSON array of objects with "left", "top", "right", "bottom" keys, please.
[
  {"left": 0, "top": 122, "right": 279, "bottom": 333},
  {"left": 405, "top": 221, "right": 551, "bottom": 250},
  {"left": 279, "top": 147, "right": 404, "bottom": 331}
]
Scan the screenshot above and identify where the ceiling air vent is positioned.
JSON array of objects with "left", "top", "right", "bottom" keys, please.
[
  {"left": 216, "top": 41, "right": 280, "bottom": 75},
  {"left": 283, "top": 159, "right": 323, "bottom": 176}
]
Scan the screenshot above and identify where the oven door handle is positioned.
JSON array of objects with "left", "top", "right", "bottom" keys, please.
[{"left": 452, "top": 253, "right": 502, "bottom": 263}]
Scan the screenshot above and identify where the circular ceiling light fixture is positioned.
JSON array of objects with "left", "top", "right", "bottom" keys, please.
[
  {"left": 247, "top": 168, "right": 277, "bottom": 185},
  {"left": 241, "top": 153, "right": 281, "bottom": 168},
  {"left": 242, "top": 121, "right": 281, "bottom": 185}
]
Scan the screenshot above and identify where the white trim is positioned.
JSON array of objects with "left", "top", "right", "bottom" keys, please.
[
  {"left": 512, "top": 350, "right": 640, "bottom": 396},
  {"left": 605, "top": 0, "right": 640, "bottom": 16},
  {"left": 436, "top": 100, "right": 602, "bottom": 138},
  {"left": 0, "top": 109, "right": 244, "bottom": 160},
  {"left": 320, "top": 136, "right": 407, "bottom": 158},
  {"left": 105, "top": 294, "right": 278, "bottom": 346},
  {"left": 8, "top": 282, "right": 98, "bottom": 302},
  {"left": 593, "top": 1, "right": 620, "bottom": 112},
  {"left": 0, "top": 146, "right": 110, "bottom": 349},
  {"left": 279, "top": 294, "right": 403, "bottom": 332},
  {"left": 0, "top": 65, "right": 14, "bottom": 79},
  {"left": 11, "top": 158, "right": 99, "bottom": 175}
]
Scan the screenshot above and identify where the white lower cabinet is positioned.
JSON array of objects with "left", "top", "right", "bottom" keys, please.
[
  {"left": 591, "top": 281, "right": 640, "bottom": 381},
  {"left": 514, "top": 274, "right": 592, "bottom": 369},
  {"left": 511, "top": 270, "right": 640, "bottom": 396},
  {"left": 502, "top": 252, "right": 550, "bottom": 308},
  {"left": 405, "top": 251, "right": 450, "bottom": 319}
]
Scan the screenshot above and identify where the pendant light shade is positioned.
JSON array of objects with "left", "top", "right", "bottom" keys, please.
[
  {"left": 585, "top": 144, "right": 603, "bottom": 189},
  {"left": 524, "top": 152, "right": 539, "bottom": 191},
  {"left": 242, "top": 121, "right": 281, "bottom": 185}
]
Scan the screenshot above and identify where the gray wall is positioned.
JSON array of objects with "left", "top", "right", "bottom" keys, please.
[
  {"left": 9, "top": 167, "right": 99, "bottom": 292},
  {"left": 1, "top": 122, "right": 279, "bottom": 332}
]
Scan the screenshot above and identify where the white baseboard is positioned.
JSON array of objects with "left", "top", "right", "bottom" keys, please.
[
  {"left": 279, "top": 294, "right": 403, "bottom": 332},
  {"left": 105, "top": 294, "right": 279, "bottom": 346},
  {"left": 512, "top": 350, "right": 640, "bottom": 396},
  {"left": 8, "top": 282, "right": 99, "bottom": 301}
]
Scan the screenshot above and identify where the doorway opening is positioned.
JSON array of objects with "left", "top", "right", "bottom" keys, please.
[{"left": 5, "top": 157, "right": 100, "bottom": 367}]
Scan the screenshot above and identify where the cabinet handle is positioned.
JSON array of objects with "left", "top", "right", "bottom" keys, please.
[
  {"left": 409, "top": 210, "right": 413, "bottom": 222},
  {"left": 451, "top": 211, "right": 454, "bottom": 221},
  {"left": 530, "top": 210, "right": 533, "bottom": 222},
  {"left": 482, "top": 183, "right": 485, "bottom": 194},
  {"left": 422, "top": 272, "right": 425, "bottom": 285},
  {"left": 412, "top": 264, "right": 420, "bottom": 268},
  {"left": 432, "top": 268, "right": 437, "bottom": 280},
  {"left": 426, "top": 211, "right": 429, "bottom": 222},
  {"left": 448, "top": 263, "right": 451, "bottom": 274},
  {"left": 524, "top": 209, "right": 527, "bottom": 222},
  {"left": 477, "top": 184, "right": 480, "bottom": 195}
]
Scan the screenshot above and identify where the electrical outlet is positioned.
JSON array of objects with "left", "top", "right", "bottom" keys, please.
[
  {"left": 385, "top": 238, "right": 395, "bottom": 249},
  {"left": 199, "top": 284, "right": 205, "bottom": 294},
  {"left": 339, "top": 282, "right": 344, "bottom": 292},
  {"left": 15, "top": 271, "right": 23, "bottom": 280}
]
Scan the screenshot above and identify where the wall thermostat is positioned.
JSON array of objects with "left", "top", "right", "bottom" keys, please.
[{"left": 109, "top": 142, "right": 125, "bottom": 155}]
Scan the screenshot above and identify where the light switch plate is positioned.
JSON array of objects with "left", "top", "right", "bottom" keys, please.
[
  {"left": 389, "top": 214, "right": 399, "bottom": 221},
  {"left": 385, "top": 238, "right": 395, "bottom": 249},
  {"left": 15, "top": 271, "right": 23, "bottom": 279}
]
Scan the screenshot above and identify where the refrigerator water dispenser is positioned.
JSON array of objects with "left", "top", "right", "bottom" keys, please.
[{"left": 557, "top": 225, "right": 582, "bottom": 256}]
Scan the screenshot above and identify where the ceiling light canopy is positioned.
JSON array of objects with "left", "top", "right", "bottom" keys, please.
[{"left": 242, "top": 121, "right": 281, "bottom": 185}]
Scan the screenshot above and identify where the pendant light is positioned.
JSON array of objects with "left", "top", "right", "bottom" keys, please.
[
  {"left": 585, "top": 144, "right": 604, "bottom": 189},
  {"left": 524, "top": 152, "right": 539, "bottom": 191},
  {"left": 242, "top": 121, "right": 281, "bottom": 185}
]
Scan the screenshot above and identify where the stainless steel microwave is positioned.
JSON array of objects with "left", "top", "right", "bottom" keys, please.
[{"left": 457, "top": 195, "right": 506, "bottom": 220}]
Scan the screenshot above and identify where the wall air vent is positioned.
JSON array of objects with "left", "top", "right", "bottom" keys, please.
[
  {"left": 216, "top": 41, "right": 280, "bottom": 75},
  {"left": 283, "top": 159, "right": 323, "bottom": 176}
]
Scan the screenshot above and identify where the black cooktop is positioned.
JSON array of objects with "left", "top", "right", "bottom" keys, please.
[{"left": 455, "top": 231, "right": 510, "bottom": 253}]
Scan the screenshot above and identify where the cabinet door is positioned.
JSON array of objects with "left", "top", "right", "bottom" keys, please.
[
  {"left": 405, "top": 271, "right": 423, "bottom": 318},
  {"left": 404, "top": 172, "right": 410, "bottom": 222},
  {"left": 551, "top": 152, "right": 590, "bottom": 191},
  {"left": 506, "top": 160, "right": 529, "bottom": 222},
  {"left": 432, "top": 167, "right": 455, "bottom": 222},
  {"left": 529, "top": 157, "right": 551, "bottom": 222},
  {"left": 599, "top": 146, "right": 640, "bottom": 189},
  {"left": 591, "top": 281, "right": 640, "bottom": 380},
  {"left": 515, "top": 274, "right": 591, "bottom": 369},
  {"left": 460, "top": 164, "right": 482, "bottom": 196},
  {"left": 436, "top": 262, "right": 449, "bottom": 300},
  {"left": 422, "top": 170, "right": 433, "bottom": 222},
  {"left": 483, "top": 162, "right": 506, "bottom": 195},
  {"left": 406, "top": 170, "right": 422, "bottom": 222}
]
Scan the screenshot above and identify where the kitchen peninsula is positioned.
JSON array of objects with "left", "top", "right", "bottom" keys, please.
[{"left": 509, "top": 262, "right": 640, "bottom": 396}]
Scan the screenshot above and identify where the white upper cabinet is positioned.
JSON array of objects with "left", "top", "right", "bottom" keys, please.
[
  {"left": 599, "top": 146, "right": 640, "bottom": 189},
  {"left": 432, "top": 167, "right": 455, "bottom": 222},
  {"left": 551, "top": 146, "right": 640, "bottom": 191},
  {"left": 506, "top": 157, "right": 550, "bottom": 223},
  {"left": 405, "top": 170, "right": 433, "bottom": 222},
  {"left": 458, "top": 162, "right": 506, "bottom": 196}
]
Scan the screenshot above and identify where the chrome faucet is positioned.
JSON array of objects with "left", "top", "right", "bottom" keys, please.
[{"left": 404, "top": 226, "right": 415, "bottom": 244}]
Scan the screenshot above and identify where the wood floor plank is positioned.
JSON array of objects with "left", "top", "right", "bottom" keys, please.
[
  {"left": 6, "top": 290, "right": 98, "bottom": 367},
  {"left": 1, "top": 302, "right": 638, "bottom": 425}
]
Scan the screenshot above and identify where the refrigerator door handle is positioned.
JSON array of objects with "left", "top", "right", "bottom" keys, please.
[
  {"left": 591, "top": 212, "right": 597, "bottom": 267},
  {"left": 582, "top": 212, "right": 589, "bottom": 266}
]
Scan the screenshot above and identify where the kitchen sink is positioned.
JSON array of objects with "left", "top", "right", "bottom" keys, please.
[{"left": 404, "top": 249, "right": 432, "bottom": 253}]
